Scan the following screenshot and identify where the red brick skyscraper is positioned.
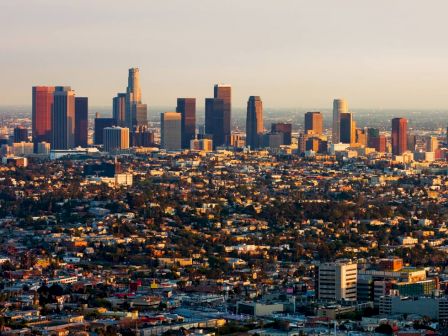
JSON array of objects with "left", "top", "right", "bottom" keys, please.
[{"left": 392, "top": 118, "right": 408, "bottom": 155}]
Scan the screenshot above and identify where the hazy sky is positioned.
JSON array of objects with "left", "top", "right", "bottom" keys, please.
[{"left": 1, "top": 0, "right": 448, "bottom": 109}]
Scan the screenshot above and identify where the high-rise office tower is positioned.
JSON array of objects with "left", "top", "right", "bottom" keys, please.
[
  {"left": 271, "top": 123, "right": 292, "bottom": 145},
  {"left": 94, "top": 115, "right": 115, "bottom": 145},
  {"left": 426, "top": 136, "right": 439, "bottom": 152},
  {"left": 161, "top": 112, "right": 182, "bottom": 151},
  {"left": 246, "top": 96, "right": 263, "bottom": 149},
  {"left": 391, "top": 118, "right": 408, "bottom": 156},
  {"left": 176, "top": 98, "right": 196, "bottom": 149},
  {"left": 113, "top": 93, "right": 126, "bottom": 126},
  {"left": 340, "top": 112, "right": 355, "bottom": 145},
  {"left": 52, "top": 86, "right": 75, "bottom": 150},
  {"left": 125, "top": 68, "right": 147, "bottom": 128},
  {"left": 13, "top": 126, "right": 29, "bottom": 143},
  {"left": 214, "top": 84, "right": 231, "bottom": 145},
  {"left": 32, "top": 86, "right": 55, "bottom": 146},
  {"left": 332, "top": 99, "right": 348, "bottom": 143},
  {"left": 74, "top": 97, "right": 88, "bottom": 147},
  {"left": 103, "top": 126, "right": 130, "bottom": 152},
  {"left": 317, "top": 260, "right": 357, "bottom": 301},
  {"left": 205, "top": 98, "right": 225, "bottom": 148},
  {"left": 305, "top": 111, "right": 323, "bottom": 135}
]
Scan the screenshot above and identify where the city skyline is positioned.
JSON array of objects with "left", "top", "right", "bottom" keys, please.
[{"left": 2, "top": 0, "right": 448, "bottom": 109}]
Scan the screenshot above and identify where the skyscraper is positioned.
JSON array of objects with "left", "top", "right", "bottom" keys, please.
[
  {"left": 205, "top": 98, "right": 225, "bottom": 148},
  {"left": 103, "top": 126, "right": 130, "bottom": 152},
  {"left": 271, "top": 123, "right": 292, "bottom": 145},
  {"left": 426, "top": 136, "right": 439, "bottom": 152},
  {"left": 392, "top": 118, "right": 408, "bottom": 156},
  {"left": 214, "top": 84, "right": 231, "bottom": 145},
  {"left": 305, "top": 111, "right": 323, "bottom": 135},
  {"left": 176, "top": 98, "right": 196, "bottom": 149},
  {"left": 52, "top": 86, "right": 75, "bottom": 150},
  {"left": 246, "top": 96, "right": 263, "bottom": 149},
  {"left": 32, "top": 86, "right": 55, "bottom": 146},
  {"left": 75, "top": 97, "right": 88, "bottom": 147},
  {"left": 125, "top": 68, "right": 147, "bottom": 128},
  {"left": 13, "top": 126, "right": 29, "bottom": 143},
  {"left": 340, "top": 112, "right": 355, "bottom": 145},
  {"left": 332, "top": 99, "right": 348, "bottom": 143},
  {"left": 113, "top": 93, "right": 126, "bottom": 126},
  {"left": 161, "top": 112, "right": 182, "bottom": 151},
  {"left": 94, "top": 115, "right": 115, "bottom": 145}
]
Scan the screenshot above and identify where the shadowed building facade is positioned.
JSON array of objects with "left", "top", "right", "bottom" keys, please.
[
  {"left": 246, "top": 96, "right": 263, "bottom": 149},
  {"left": 161, "top": 112, "right": 182, "bottom": 151},
  {"left": 52, "top": 86, "right": 75, "bottom": 150},
  {"left": 305, "top": 111, "right": 323, "bottom": 135},
  {"left": 271, "top": 123, "right": 292, "bottom": 145},
  {"left": 32, "top": 86, "right": 55, "bottom": 147},
  {"left": 332, "top": 99, "right": 348, "bottom": 143},
  {"left": 113, "top": 93, "right": 126, "bottom": 126},
  {"left": 213, "top": 84, "right": 231, "bottom": 146},
  {"left": 205, "top": 98, "right": 225, "bottom": 148},
  {"left": 176, "top": 98, "right": 196, "bottom": 149},
  {"left": 94, "top": 115, "right": 115, "bottom": 145},
  {"left": 340, "top": 112, "right": 355, "bottom": 145},
  {"left": 392, "top": 118, "right": 408, "bottom": 155},
  {"left": 75, "top": 97, "right": 88, "bottom": 147}
]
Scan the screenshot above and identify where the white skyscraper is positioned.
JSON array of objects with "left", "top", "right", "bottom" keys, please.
[{"left": 332, "top": 99, "right": 348, "bottom": 144}]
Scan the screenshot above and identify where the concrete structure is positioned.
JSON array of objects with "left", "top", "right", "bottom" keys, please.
[
  {"left": 37, "top": 142, "right": 51, "bottom": 154},
  {"left": 318, "top": 259, "right": 357, "bottom": 301},
  {"left": 103, "top": 127, "right": 130, "bottom": 152},
  {"left": 379, "top": 295, "right": 448, "bottom": 321},
  {"left": 161, "top": 112, "right": 182, "bottom": 151},
  {"left": 246, "top": 96, "right": 263, "bottom": 149},
  {"left": 332, "top": 99, "right": 348, "bottom": 144},
  {"left": 176, "top": 98, "right": 196, "bottom": 149},
  {"left": 190, "top": 138, "right": 213, "bottom": 152},
  {"left": 12, "top": 142, "right": 34, "bottom": 156},
  {"left": 52, "top": 86, "right": 75, "bottom": 150}
]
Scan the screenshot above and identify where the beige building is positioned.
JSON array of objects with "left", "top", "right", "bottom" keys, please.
[
  {"left": 103, "top": 126, "right": 130, "bottom": 152},
  {"left": 161, "top": 112, "right": 181, "bottom": 151},
  {"left": 190, "top": 138, "right": 213, "bottom": 152},
  {"left": 318, "top": 259, "right": 357, "bottom": 301}
]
